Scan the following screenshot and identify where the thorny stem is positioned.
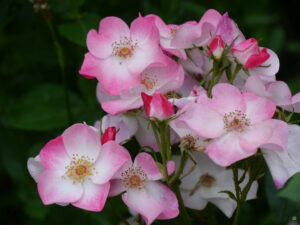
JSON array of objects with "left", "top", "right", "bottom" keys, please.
[{"left": 46, "top": 20, "right": 72, "bottom": 124}]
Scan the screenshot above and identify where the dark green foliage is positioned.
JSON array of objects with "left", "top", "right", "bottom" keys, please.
[{"left": 1, "top": 0, "right": 300, "bottom": 224}]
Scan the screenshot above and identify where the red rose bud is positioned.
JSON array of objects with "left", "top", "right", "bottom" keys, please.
[
  {"left": 141, "top": 90, "right": 174, "bottom": 120},
  {"left": 207, "top": 35, "right": 224, "bottom": 59},
  {"left": 101, "top": 126, "right": 117, "bottom": 144},
  {"left": 231, "top": 38, "right": 270, "bottom": 69}
]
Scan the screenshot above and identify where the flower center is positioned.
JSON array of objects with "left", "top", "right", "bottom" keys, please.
[
  {"left": 200, "top": 173, "right": 216, "bottom": 187},
  {"left": 170, "top": 28, "right": 177, "bottom": 38},
  {"left": 223, "top": 110, "right": 250, "bottom": 132},
  {"left": 75, "top": 165, "right": 87, "bottom": 176},
  {"left": 165, "top": 91, "right": 182, "bottom": 99},
  {"left": 112, "top": 36, "right": 138, "bottom": 59},
  {"left": 62, "top": 154, "right": 96, "bottom": 184},
  {"left": 181, "top": 135, "right": 205, "bottom": 152},
  {"left": 141, "top": 73, "right": 157, "bottom": 92},
  {"left": 121, "top": 166, "right": 148, "bottom": 190},
  {"left": 181, "top": 134, "right": 196, "bottom": 150}
]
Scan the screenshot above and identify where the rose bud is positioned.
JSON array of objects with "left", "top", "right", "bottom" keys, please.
[
  {"left": 231, "top": 38, "right": 270, "bottom": 69},
  {"left": 207, "top": 35, "right": 225, "bottom": 59},
  {"left": 141, "top": 90, "right": 174, "bottom": 120}
]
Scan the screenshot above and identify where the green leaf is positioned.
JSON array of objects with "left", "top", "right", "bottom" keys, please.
[
  {"left": 265, "top": 172, "right": 300, "bottom": 223},
  {"left": 0, "top": 83, "right": 85, "bottom": 131},
  {"left": 58, "top": 13, "right": 101, "bottom": 47},
  {"left": 278, "top": 173, "right": 300, "bottom": 207},
  {"left": 219, "top": 190, "right": 237, "bottom": 201}
]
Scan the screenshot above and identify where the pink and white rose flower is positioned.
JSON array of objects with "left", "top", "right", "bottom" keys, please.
[
  {"left": 109, "top": 153, "right": 178, "bottom": 225},
  {"left": 175, "top": 83, "right": 288, "bottom": 166},
  {"left": 80, "top": 16, "right": 168, "bottom": 95},
  {"left": 27, "top": 123, "right": 131, "bottom": 211}
]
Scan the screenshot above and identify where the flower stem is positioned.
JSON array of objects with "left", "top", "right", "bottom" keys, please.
[
  {"left": 150, "top": 121, "right": 169, "bottom": 182},
  {"left": 207, "top": 61, "right": 220, "bottom": 97},
  {"left": 229, "top": 64, "right": 242, "bottom": 84},
  {"left": 46, "top": 20, "right": 72, "bottom": 125},
  {"left": 232, "top": 202, "right": 241, "bottom": 225},
  {"left": 166, "top": 124, "right": 172, "bottom": 161},
  {"left": 232, "top": 164, "right": 255, "bottom": 225},
  {"left": 172, "top": 182, "right": 192, "bottom": 225},
  {"left": 159, "top": 122, "right": 169, "bottom": 183},
  {"left": 170, "top": 151, "right": 188, "bottom": 185}
]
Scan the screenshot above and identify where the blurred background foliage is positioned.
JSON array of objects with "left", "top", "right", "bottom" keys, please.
[{"left": 1, "top": 0, "right": 300, "bottom": 224}]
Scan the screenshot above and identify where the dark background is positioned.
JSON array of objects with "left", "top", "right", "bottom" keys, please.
[{"left": 1, "top": 0, "right": 300, "bottom": 224}]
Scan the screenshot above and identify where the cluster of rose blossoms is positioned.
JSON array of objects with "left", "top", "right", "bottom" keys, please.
[{"left": 27, "top": 9, "right": 300, "bottom": 225}]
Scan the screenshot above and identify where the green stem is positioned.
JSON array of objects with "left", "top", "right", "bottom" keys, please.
[
  {"left": 232, "top": 165, "right": 240, "bottom": 201},
  {"left": 170, "top": 151, "right": 188, "bottom": 185},
  {"left": 232, "top": 202, "right": 241, "bottom": 225},
  {"left": 46, "top": 20, "right": 72, "bottom": 124},
  {"left": 150, "top": 121, "right": 169, "bottom": 182},
  {"left": 232, "top": 165, "right": 255, "bottom": 225},
  {"left": 229, "top": 64, "right": 242, "bottom": 84},
  {"left": 172, "top": 183, "right": 192, "bottom": 225},
  {"left": 159, "top": 122, "right": 169, "bottom": 183},
  {"left": 108, "top": 199, "right": 130, "bottom": 225},
  {"left": 150, "top": 121, "right": 161, "bottom": 150},
  {"left": 166, "top": 124, "right": 172, "bottom": 161},
  {"left": 207, "top": 61, "right": 220, "bottom": 97}
]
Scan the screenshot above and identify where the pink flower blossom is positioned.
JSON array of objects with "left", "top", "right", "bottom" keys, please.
[
  {"left": 244, "top": 75, "right": 300, "bottom": 113},
  {"left": 176, "top": 83, "right": 288, "bottom": 166},
  {"left": 98, "top": 56, "right": 184, "bottom": 115},
  {"left": 215, "top": 12, "right": 245, "bottom": 46},
  {"left": 244, "top": 75, "right": 292, "bottom": 107},
  {"left": 109, "top": 152, "right": 178, "bottom": 225},
  {"left": 141, "top": 91, "right": 174, "bottom": 120},
  {"left": 171, "top": 9, "right": 222, "bottom": 49},
  {"left": 145, "top": 14, "right": 187, "bottom": 59},
  {"left": 262, "top": 124, "right": 300, "bottom": 189},
  {"left": 27, "top": 123, "right": 130, "bottom": 211},
  {"left": 207, "top": 35, "right": 225, "bottom": 59},
  {"left": 231, "top": 38, "right": 270, "bottom": 69},
  {"left": 79, "top": 16, "right": 168, "bottom": 95}
]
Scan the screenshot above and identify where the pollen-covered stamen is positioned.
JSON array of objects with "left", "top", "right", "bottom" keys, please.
[
  {"left": 170, "top": 28, "right": 177, "bottom": 38},
  {"left": 121, "top": 166, "right": 148, "bottom": 190},
  {"left": 189, "top": 173, "right": 216, "bottom": 196},
  {"left": 165, "top": 91, "right": 182, "bottom": 99},
  {"left": 181, "top": 134, "right": 205, "bottom": 152},
  {"left": 141, "top": 73, "right": 158, "bottom": 92},
  {"left": 200, "top": 173, "right": 216, "bottom": 187},
  {"left": 62, "top": 154, "right": 96, "bottom": 184},
  {"left": 181, "top": 134, "right": 196, "bottom": 150},
  {"left": 223, "top": 110, "right": 250, "bottom": 132},
  {"left": 112, "top": 36, "right": 138, "bottom": 58}
]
